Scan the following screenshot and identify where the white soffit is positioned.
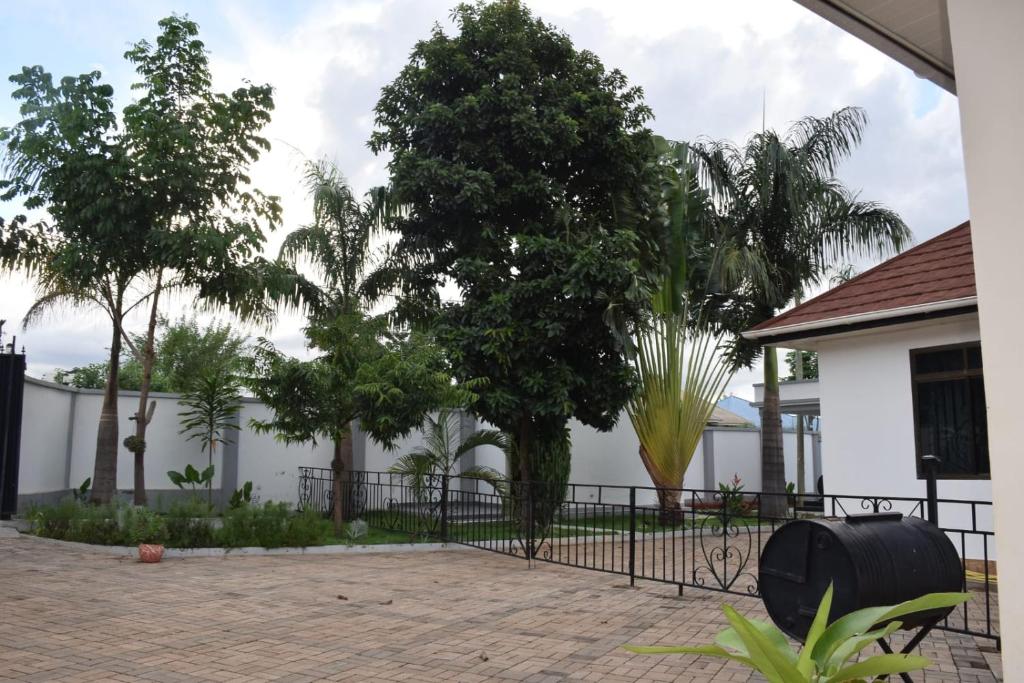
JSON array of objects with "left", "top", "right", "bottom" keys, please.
[{"left": 794, "top": 0, "right": 955, "bottom": 93}]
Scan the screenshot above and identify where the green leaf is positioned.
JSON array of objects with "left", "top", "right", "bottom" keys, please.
[
  {"left": 812, "top": 592, "right": 969, "bottom": 669},
  {"left": 797, "top": 583, "right": 833, "bottom": 676},
  {"left": 826, "top": 654, "right": 931, "bottom": 682},
  {"left": 201, "top": 464, "right": 215, "bottom": 483},
  {"left": 714, "top": 619, "right": 795, "bottom": 664},
  {"left": 167, "top": 470, "right": 186, "bottom": 489},
  {"left": 823, "top": 622, "right": 901, "bottom": 675},
  {"left": 722, "top": 605, "right": 803, "bottom": 683},
  {"left": 184, "top": 464, "right": 200, "bottom": 483}
]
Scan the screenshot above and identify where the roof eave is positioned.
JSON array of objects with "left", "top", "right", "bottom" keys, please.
[
  {"left": 793, "top": 0, "right": 956, "bottom": 93},
  {"left": 742, "top": 296, "right": 978, "bottom": 343}
]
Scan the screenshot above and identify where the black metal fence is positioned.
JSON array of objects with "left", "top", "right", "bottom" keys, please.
[{"left": 298, "top": 467, "right": 999, "bottom": 647}]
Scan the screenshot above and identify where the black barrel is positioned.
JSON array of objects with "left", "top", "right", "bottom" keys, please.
[{"left": 759, "top": 513, "right": 962, "bottom": 640}]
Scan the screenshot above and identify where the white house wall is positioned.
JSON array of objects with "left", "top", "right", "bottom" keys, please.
[{"left": 815, "top": 315, "right": 993, "bottom": 548}]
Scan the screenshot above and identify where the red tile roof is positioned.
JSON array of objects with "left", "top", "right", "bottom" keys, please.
[{"left": 748, "top": 221, "right": 976, "bottom": 337}]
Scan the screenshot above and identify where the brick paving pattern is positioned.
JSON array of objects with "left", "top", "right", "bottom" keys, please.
[{"left": 0, "top": 535, "right": 1002, "bottom": 682}]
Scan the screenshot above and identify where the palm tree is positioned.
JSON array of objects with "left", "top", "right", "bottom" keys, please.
[
  {"left": 627, "top": 138, "right": 736, "bottom": 523},
  {"left": 690, "top": 107, "right": 911, "bottom": 517},
  {"left": 388, "top": 408, "right": 507, "bottom": 502},
  {"left": 276, "top": 158, "right": 391, "bottom": 529}
]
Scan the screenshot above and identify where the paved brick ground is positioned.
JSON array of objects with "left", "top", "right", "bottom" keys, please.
[{"left": 0, "top": 535, "right": 1002, "bottom": 682}]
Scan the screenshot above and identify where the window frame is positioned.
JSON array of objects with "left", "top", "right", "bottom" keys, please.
[{"left": 910, "top": 341, "right": 989, "bottom": 480}]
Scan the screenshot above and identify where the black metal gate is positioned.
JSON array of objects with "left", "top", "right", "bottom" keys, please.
[{"left": 0, "top": 325, "right": 26, "bottom": 520}]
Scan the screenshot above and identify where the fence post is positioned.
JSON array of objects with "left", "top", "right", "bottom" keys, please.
[
  {"left": 629, "top": 487, "right": 637, "bottom": 587},
  {"left": 440, "top": 474, "right": 449, "bottom": 542},
  {"left": 922, "top": 455, "right": 940, "bottom": 525},
  {"left": 526, "top": 481, "right": 535, "bottom": 564}
]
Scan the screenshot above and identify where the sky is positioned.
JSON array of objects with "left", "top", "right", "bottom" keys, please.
[{"left": 0, "top": 0, "right": 969, "bottom": 399}]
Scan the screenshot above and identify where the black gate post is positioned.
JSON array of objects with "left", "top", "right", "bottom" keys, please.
[
  {"left": 628, "top": 487, "right": 636, "bottom": 587},
  {"left": 922, "top": 455, "right": 940, "bottom": 526},
  {"left": 0, "top": 331, "right": 26, "bottom": 521}
]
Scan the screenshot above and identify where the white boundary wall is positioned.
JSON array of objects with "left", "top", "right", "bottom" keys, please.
[{"left": 18, "top": 376, "right": 810, "bottom": 509}]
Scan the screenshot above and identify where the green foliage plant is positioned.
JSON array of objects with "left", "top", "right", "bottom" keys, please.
[
  {"left": 55, "top": 317, "right": 248, "bottom": 393},
  {"left": 72, "top": 477, "right": 92, "bottom": 503},
  {"left": 228, "top": 481, "right": 254, "bottom": 510},
  {"left": 164, "top": 499, "right": 216, "bottom": 548},
  {"left": 388, "top": 408, "right": 507, "bottom": 501},
  {"left": 178, "top": 368, "right": 242, "bottom": 504},
  {"left": 0, "top": 15, "right": 317, "bottom": 504},
  {"left": 688, "top": 108, "right": 910, "bottom": 516},
  {"left": 625, "top": 584, "right": 970, "bottom": 682},
  {"left": 247, "top": 314, "right": 475, "bottom": 535},
  {"left": 167, "top": 464, "right": 215, "bottom": 498},
  {"left": 368, "top": 1, "right": 664, "bottom": 503},
  {"left": 219, "top": 502, "right": 329, "bottom": 549},
  {"left": 345, "top": 519, "right": 369, "bottom": 543},
  {"left": 123, "top": 506, "right": 168, "bottom": 545},
  {"left": 718, "top": 474, "right": 747, "bottom": 518}
]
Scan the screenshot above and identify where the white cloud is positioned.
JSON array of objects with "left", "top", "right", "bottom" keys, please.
[{"left": 1, "top": 0, "right": 968, "bottom": 395}]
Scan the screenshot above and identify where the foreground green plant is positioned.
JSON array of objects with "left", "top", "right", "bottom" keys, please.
[{"left": 625, "top": 585, "right": 970, "bottom": 682}]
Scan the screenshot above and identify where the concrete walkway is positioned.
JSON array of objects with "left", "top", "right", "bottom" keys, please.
[{"left": 0, "top": 534, "right": 1001, "bottom": 682}]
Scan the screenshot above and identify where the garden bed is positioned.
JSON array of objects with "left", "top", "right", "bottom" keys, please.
[{"left": 23, "top": 498, "right": 439, "bottom": 551}]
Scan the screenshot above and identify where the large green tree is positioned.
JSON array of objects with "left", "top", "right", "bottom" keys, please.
[
  {"left": 691, "top": 107, "right": 910, "bottom": 516},
  {"left": 368, "top": 1, "right": 663, "bottom": 498},
  {"left": 0, "top": 16, "right": 316, "bottom": 504}
]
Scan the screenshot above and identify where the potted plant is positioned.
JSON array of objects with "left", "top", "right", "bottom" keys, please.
[{"left": 125, "top": 506, "right": 168, "bottom": 563}]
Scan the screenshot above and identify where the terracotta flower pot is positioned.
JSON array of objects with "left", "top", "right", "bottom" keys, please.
[{"left": 138, "top": 543, "right": 165, "bottom": 563}]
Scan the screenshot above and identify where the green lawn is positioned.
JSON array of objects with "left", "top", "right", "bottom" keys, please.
[{"left": 351, "top": 507, "right": 768, "bottom": 542}]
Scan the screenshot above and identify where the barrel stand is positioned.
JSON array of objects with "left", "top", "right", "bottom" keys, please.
[{"left": 875, "top": 617, "right": 940, "bottom": 683}]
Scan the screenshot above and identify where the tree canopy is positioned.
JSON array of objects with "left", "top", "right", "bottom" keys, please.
[
  {"left": 368, "top": 0, "right": 664, "bottom": 482},
  {"left": 55, "top": 317, "right": 248, "bottom": 393},
  {"left": 0, "top": 14, "right": 318, "bottom": 503}
]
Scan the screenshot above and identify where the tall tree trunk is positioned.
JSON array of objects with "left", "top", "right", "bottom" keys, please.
[
  {"left": 331, "top": 430, "right": 354, "bottom": 536},
  {"left": 91, "top": 321, "right": 123, "bottom": 504},
  {"left": 638, "top": 444, "right": 682, "bottom": 525},
  {"left": 514, "top": 417, "right": 534, "bottom": 546},
  {"left": 760, "top": 347, "right": 787, "bottom": 518},
  {"left": 132, "top": 271, "right": 163, "bottom": 506}
]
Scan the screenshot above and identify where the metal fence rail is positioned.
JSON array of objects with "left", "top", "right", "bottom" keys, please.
[{"left": 297, "top": 467, "right": 999, "bottom": 647}]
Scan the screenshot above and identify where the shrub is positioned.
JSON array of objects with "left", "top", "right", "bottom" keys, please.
[
  {"left": 29, "top": 499, "right": 82, "bottom": 540},
  {"left": 345, "top": 519, "right": 368, "bottom": 542},
  {"left": 220, "top": 502, "right": 328, "bottom": 548},
  {"left": 285, "top": 508, "right": 331, "bottom": 547},
  {"left": 219, "top": 501, "right": 259, "bottom": 547},
  {"left": 123, "top": 506, "right": 168, "bottom": 545},
  {"left": 164, "top": 499, "right": 216, "bottom": 548}
]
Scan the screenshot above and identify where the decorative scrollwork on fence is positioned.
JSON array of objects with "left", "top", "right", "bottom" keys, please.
[
  {"left": 297, "top": 467, "right": 333, "bottom": 515},
  {"left": 860, "top": 497, "right": 894, "bottom": 514},
  {"left": 693, "top": 508, "right": 758, "bottom": 593}
]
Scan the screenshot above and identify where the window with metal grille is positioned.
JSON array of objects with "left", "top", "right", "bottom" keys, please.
[{"left": 910, "top": 342, "right": 989, "bottom": 479}]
